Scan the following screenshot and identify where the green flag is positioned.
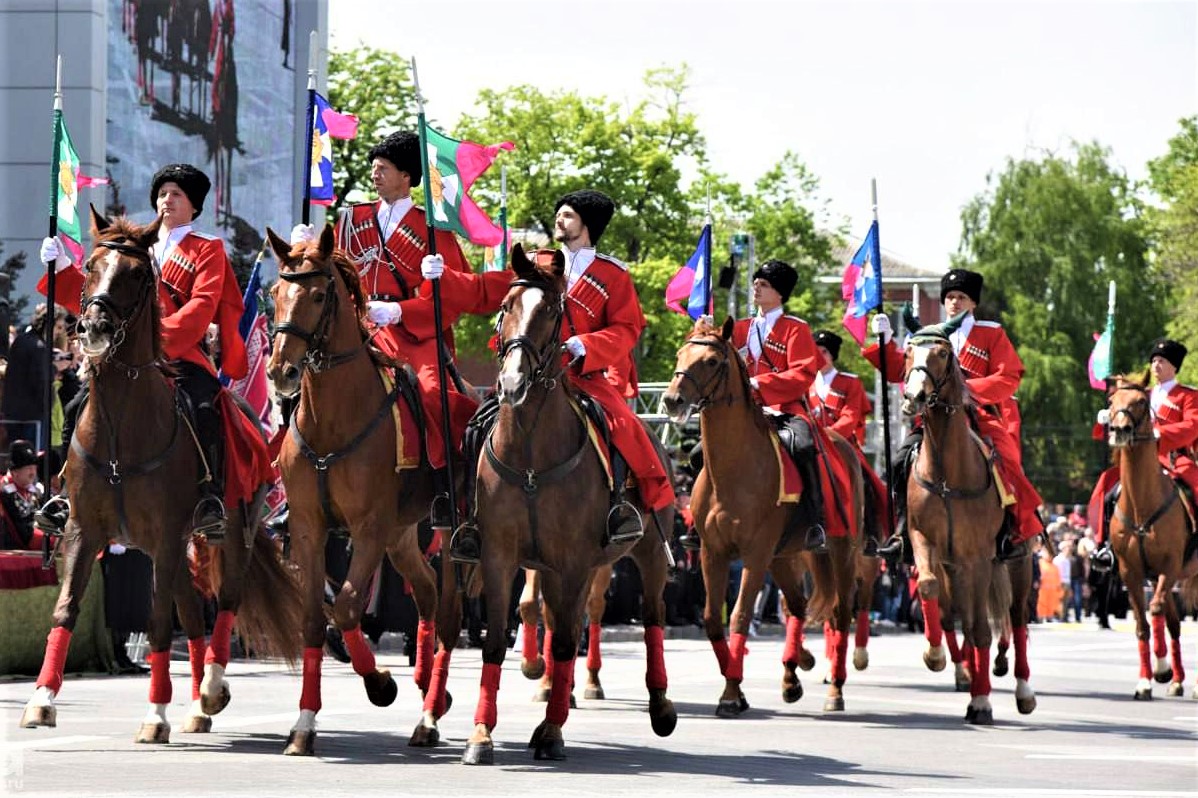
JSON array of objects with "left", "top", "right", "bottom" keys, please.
[
  {"left": 52, "top": 111, "right": 83, "bottom": 259},
  {"left": 419, "top": 121, "right": 512, "bottom": 247}
]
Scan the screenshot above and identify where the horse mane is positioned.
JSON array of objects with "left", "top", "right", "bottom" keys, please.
[
  {"left": 686, "top": 320, "right": 767, "bottom": 433},
  {"left": 93, "top": 217, "right": 164, "bottom": 362}
]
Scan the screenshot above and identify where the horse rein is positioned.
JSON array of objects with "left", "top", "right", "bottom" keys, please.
[
  {"left": 274, "top": 267, "right": 363, "bottom": 373},
  {"left": 672, "top": 337, "right": 734, "bottom": 412}
]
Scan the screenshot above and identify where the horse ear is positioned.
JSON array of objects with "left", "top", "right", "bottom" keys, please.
[
  {"left": 265, "top": 227, "right": 291, "bottom": 263},
  {"left": 318, "top": 223, "right": 335, "bottom": 258},
  {"left": 550, "top": 249, "right": 566, "bottom": 278},
  {"left": 511, "top": 243, "right": 534, "bottom": 277},
  {"left": 721, "top": 316, "right": 735, "bottom": 341},
  {"left": 136, "top": 215, "right": 162, "bottom": 250},
  {"left": 89, "top": 203, "right": 110, "bottom": 235},
  {"left": 1141, "top": 367, "right": 1152, "bottom": 387}
]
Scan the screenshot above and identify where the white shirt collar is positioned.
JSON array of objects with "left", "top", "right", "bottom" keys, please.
[
  {"left": 815, "top": 367, "right": 838, "bottom": 400},
  {"left": 377, "top": 196, "right": 413, "bottom": 242},
  {"left": 1152, "top": 378, "right": 1177, "bottom": 413},
  {"left": 949, "top": 311, "right": 976, "bottom": 355},
  {"left": 748, "top": 306, "right": 784, "bottom": 360},
  {"left": 563, "top": 246, "right": 596, "bottom": 291},
  {"left": 154, "top": 223, "right": 192, "bottom": 264}
]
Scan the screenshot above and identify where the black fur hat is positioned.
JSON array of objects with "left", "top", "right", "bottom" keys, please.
[
  {"left": 752, "top": 260, "right": 799, "bottom": 302},
  {"left": 1149, "top": 338, "right": 1187, "bottom": 371},
  {"left": 813, "top": 330, "right": 843, "bottom": 361},
  {"left": 149, "top": 164, "right": 210, "bottom": 220},
  {"left": 940, "top": 268, "right": 984, "bottom": 305},
  {"left": 554, "top": 190, "right": 615, "bottom": 245},
  {"left": 368, "top": 131, "right": 422, "bottom": 186},
  {"left": 8, "top": 439, "right": 37, "bottom": 470}
]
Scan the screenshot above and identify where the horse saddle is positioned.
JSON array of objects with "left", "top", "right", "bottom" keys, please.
[{"left": 1104, "top": 477, "right": 1198, "bottom": 558}]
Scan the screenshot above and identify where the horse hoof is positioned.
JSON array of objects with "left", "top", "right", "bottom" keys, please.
[
  {"left": 462, "top": 741, "right": 494, "bottom": 765},
  {"left": 955, "top": 675, "right": 972, "bottom": 693},
  {"left": 797, "top": 650, "right": 816, "bottom": 671},
  {"left": 443, "top": 691, "right": 453, "bottom": 714},
  {"left": 853, "top": 648, "right": 869, "bottom": 671},
  {"left": 782, "top": 683, "right": 803, "bottom": 704},
  {"left": 924, "top": 648, "right": 947, "bottom": 672},
  {"left": 181, "top": 714, "right": 212, "bottom": 734},
  {"left": 364, "top": 670, "right": 398, "bottom": 708},
  {"left": 993, "top": 653, "right": 1009, "bottom": 678},
  {"left": 968, "top": 708, "right": 994, "bottom": 726},
  {"left": 1167, "top": 682, "right": 1184, "bottom": 698},
  {"left": 283, "top": 729, "right": 316, "bottom": 756},
  {"left": 1133, "top": 689, "right": 1153, "bottom": 701},
  {"left": 1016, "top": 695, "right": 1037, "bottom": 715},
  {"left": 200, "top": 683, "right": 231, "bottom": 717},
  {"left": 135, "top": 722, "right": 171, "bottom": 744},
  {"left": 584, "top": 685, "right": 605, "bottom": 700},
  {"left": 715, "top": 698, "right": 747, "bottom": 718},
  {"left": 527, "top": 720, "right": 547, "bottom": 749},
  {"left": 18, "top": 705, "right": 56, "bottom": 729},
  {"left": 1154, "top": 668, "right": 1173, "bottom": 685},
  {"left": 649, "top": 699, "right": 678, "bottom": 737},
  {"left": 823, "top": 696, "right": 845, "bottom": 712},
  {"left": 570, "top": 693, "right": 577, "bottom": 709},
  {"left": 965, "top": 705, "right": 976, "bottom": 722},
  {"left": 532, "top": 737, "right": 567, "bottom": 761},
  {"left": 532, "top": 687, "right": 550, "bottom": 703},
  {"left": 408, "top": 722, "right": 440, "bottom": 747},
  {"left": 521, "top": 657, "right": 546, "bottom": 681}
]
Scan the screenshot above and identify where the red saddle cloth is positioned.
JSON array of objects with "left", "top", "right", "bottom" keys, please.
[
  {"left": 775, "top": 425, "right": 857, "bottom": 540},
  {"left": 217, "top": 390, "right": 276, "bottom": 511}
]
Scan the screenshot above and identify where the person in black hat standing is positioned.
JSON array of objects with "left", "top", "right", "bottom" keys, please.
[
  {"left": 292, "top": 131, "right": 510, "bottom": 552},
  {"left": 865, "top": 267, "right": 1045, "bottom": 560},
  {"left": 36, "top": 163, "right": 248, "bottom": 542},
  {"left": 0, "top": 440, "right": 45, "bottom": 550}
]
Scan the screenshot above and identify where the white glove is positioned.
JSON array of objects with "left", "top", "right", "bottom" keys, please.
[
  {"left": 870, "top": 313, "right": 892, "bottom": 344},
  {"left": 421, "top": 254, "right": 445, "bottom": 281},
  {"left": 366, "top": 300, "right": 402, "bottom": 325},
  {"left": 108, "top": 543, "right": 127, "bottom": 556},
  {"left": 40, "top": 237, "right": 70, "bottom": 272},
  {"left": 1096, "top": 408, "right": 1110, "bottom": 425},
  {"left": 290, "top": 223, "right": 316, "bottom": 245},
  {"left": 565, "top": 336, "right": 586, "bottom": 358},
  {"left": 749, "top": 377, "right": 760, "bottom": 391}
]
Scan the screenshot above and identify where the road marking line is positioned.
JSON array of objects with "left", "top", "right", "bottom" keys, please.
[
  {"left": 1025, "top": 753, "right": 1197, "bottom": 764},
  {"left": 907, "top": 790, "right": 1198, "bottom": 796},
  {"left": 0, "top": 735, "right": 105, "bottom": 752}
]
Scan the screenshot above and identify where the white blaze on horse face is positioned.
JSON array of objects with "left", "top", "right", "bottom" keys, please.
[
  {"left": 904, "top": 345, "right": 933, "bottom": 400},
  {"left": 497, "top": 287, "right": 544, "bottom": 399}
]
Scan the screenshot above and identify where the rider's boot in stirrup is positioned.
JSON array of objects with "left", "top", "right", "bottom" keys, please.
[
  {"left": 606, "top": 500, "right": 644, "bottom": 547},
  {"left": 192, "top": 486, "right": 228, "bottom": 543},
  {"left": 34, "top": 495, "right": 71, "bottom": 537}
]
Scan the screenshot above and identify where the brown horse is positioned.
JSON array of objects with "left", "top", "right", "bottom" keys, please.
[
  {"left": 266, "top": 226, "right": 453, "bottom": 754},
  {"left": 460, "top": 245, "right": 676, "bottom": 765},
  {"left": 1104, "top": 372, "right": 1198, "bottom": 700},
  {"left": 662, "top": 317, "right": 862, "bottom": 715},
  {"left": 19, "top": 208, "right": 301, "bottom": 742},
  {"left": 900, "top": 320, "right": 1034, "bottom": 724}
]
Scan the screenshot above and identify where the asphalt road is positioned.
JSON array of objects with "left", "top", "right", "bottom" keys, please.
[{"left": 2, "top": 620, "right": 1197, "bottom": 797}]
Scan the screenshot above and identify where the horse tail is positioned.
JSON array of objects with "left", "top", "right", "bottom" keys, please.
[
  {"left": 207, "top": 530, "right": 304, "bottom": 665},
  {"left": 1181, "top": 575, "right": 1198, "bottom": 614},
  {"left": 804, "top": 553, "right": 837, "bottom": 624},
  {"left": 988, "top": 559, "right": 1013, "bottom": 641}
]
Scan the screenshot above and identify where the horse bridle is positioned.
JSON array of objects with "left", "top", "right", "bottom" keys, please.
[
  {"left": 672, "top": 337, "right": 733, "bottom": 411},
  {"left": 905, "top": 340, "right": 963, "bottom": 414},
  {"left": 1107, "top": 383, "right": 1156, "bottom": 444},
  {"left": 274, "top": 266, "right": 362, "bottom": 373},
  {"left": 81, "top": 238, "right": 159, "bottom": 377},
  {"left": 496, "top": 278, "right": 568, "bottom": 393}
]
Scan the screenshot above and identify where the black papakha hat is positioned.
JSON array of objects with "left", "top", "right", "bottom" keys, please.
[
  {"left": 813, "top": 329, "right": 843, "bottom": 361},
  {"left": 752, "top": 260, "right": 799, "bottom": 302},
  {"left": 1148, "top": 338, "right": 1187, "bottom": 371},
  {"left": 940, "top": 268, "right": 983, "bottom": 305},
  {"left": 149, "top": 164, "right": 211, "bottom": 220},
  {"left": 554, "top": 190, "right": 615, "bottom": 245},
  {"left": 368, "top": 131, "right": 422, "bottom": 187}
]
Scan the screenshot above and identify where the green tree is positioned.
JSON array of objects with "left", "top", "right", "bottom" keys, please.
[
  {"left": 955, "top": 143, "right": 1167, "bottom": 501},
  {"left": 0, "top": 244, "right": 29, "bottom": 320},
  {"left": 1146, "top": 116, "right": 1198, "bottom": 385}
]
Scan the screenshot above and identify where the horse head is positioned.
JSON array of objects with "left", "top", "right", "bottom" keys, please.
[
  {"left": 1105, "top": 370, "right": 1154, "bottom": 449},
  {"left": 77, "top": 205, "right": 162, "bottom": 365},
  {"left": 901, "top": 312, "right": 969, "bottom": 418},
  {"left": 662, "top": 316, "right": 740, "bottom": 425},
  {"left": 266, "top": 224, "right": 362, "bottom": 396},
  {"left": 495, "top": 243, "right": 567, "bottom": 407}
]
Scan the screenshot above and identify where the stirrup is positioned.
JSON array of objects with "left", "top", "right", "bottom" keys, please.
[
  {"left": 430, "top": 493, "right": 453, "bottom": 533},
  {"left": 1089, "top": 543, "right": 1114, "bottom": 573},
  {"left": 997, "top": 534, "right": 1030, "bottom": 562},
  {"left": 862, "top": 536, "right": 880, "bottom": 558},
  {"left": 803, "top": 524, "right": 827, "bottom": 553},
  {"left": 449, "top": 522, "right": 482, "bottom": 564},
  {"left": 876, "top": 534, "right": 904, "bottom": 559},
  {"left": 191, "top": 496, "right": 228, "bottom": 543},
  {"left": 34, "top": 495, "right": 71, "bottom": 537},
  {"left": 678, "top": 531, "right": 701, "bottom": 551},
  {"left": 605, "top": 502, "right": 644, "bottom": 546}
]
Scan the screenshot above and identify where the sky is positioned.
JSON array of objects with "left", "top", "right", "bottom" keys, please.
[{"left": 329, "top": 0, "right": 1198, "bottom": 272}]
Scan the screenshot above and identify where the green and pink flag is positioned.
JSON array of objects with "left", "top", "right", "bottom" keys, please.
[{"left": 420, "top": 121, "right": 512, "bottom": 247}]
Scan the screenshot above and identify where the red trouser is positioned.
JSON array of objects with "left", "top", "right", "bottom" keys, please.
[
  {"left": 572, "top": 373, "right": 674, "bottom": 512},
  {"left": 977, "top": 411, "right": 1044, "bottom": 544}
]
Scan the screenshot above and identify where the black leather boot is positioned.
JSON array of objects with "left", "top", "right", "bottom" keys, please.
[
  {"left": 449, "top": 520, "right": 482, "bottom": 564},
  {"left": 794, "top": 448, "right": 827, "bottom": 552},
  {"left": 192, "top": 406, "right": 227, "bottom": 543},
  {"left": 606, "top": 500, "right": 644, "bottom": 546},
  {"left": 34, "top": 494, "right": 70, "bottom": 537}
]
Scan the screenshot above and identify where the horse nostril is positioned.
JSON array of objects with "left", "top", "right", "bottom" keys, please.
[{"left": 283, "top": 365, "right": 299, "bottom": 382}]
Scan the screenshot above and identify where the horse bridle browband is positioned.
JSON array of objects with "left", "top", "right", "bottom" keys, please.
[
  {"left": 672, "top": 337, "right": 734, "bottom": 411},
  {"left": 274, "top": 266, "right": 362, "bottom": 373}
]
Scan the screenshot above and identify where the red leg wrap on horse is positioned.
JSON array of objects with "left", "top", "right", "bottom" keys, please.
[
  {"left": 644, "top": 626, "right": 667, "bottom": 690},
  {"left": 998, "top": 633, "right": 1010, "bottom": 650},
  {"left": 1170, "top": 637, "right": 1185, "bottom": 685},
  {"left": 148, "top": 650, "right": 172, "bottom": 705},
  {"left": 422, "top": 649, "right": 453, "bottom": 716},
  {"left": 545, "top": 657, "right": 575, "bottom": 726},
  {"left": 543, "top": 629, "right": 554, "bottom": 669},
  {"left": 963, "top": 641, "right": 974, "bottom": 663},
  {"left": 342, "top": 626, "right": 377, "bottom": 677},
  {"left": 1013, "top": 625, "right": 1030, "bottom": 681},
  {"left": 1137, "top": 639, "right": 1152, "bottom": 679},
  {"left": 36, "top": 626, "right": 73, "bottom": 694},
  {"left": 188, "top": 637, "right": 206, "bottom": 701},
  {"left": 854, "top": 610, "right": 870, "bottom": 649},
  {"left": 521, "top": 621, "right": 539, "bottom": 664},
  {"left": 474, "top": 661, "right": 502, "bottom": 729},
  {"left": 1151, "top": 615, "right": 1167, "bottom": 659},
  {"left": 944, "top": 626, "right": 961, "bottom": 663},
  {"left": 726, "top": 632, "right": 749, "bottom": 682},
  {"left": 971, "top": 646, "right": 991, "bottom": 697},
  {"left": 711, "top": 637, "right": 730, "bottom": 676},
  {"left": 586, "top": 622, "right": 603, "bottom": 672},
  {"left": 832, "top": 628, "right": 849, "bottom": 683},
  {"left": 204, "top": 610, "right": 236, "bottom": 667},
  {"left": 413, "top": 620, "right": 435, "bottom": 691},
  {"left": 299, "top": 646, "right": 323, "bottom": 713},
  {"left": 782, "top": 616, "right": 803, "bottom": 665},
  {"left": 824, "top": 621, "right": 833, "bottom": 661},
  {"left": 921, "top": 597, "right": 944, "bottom": 648}
]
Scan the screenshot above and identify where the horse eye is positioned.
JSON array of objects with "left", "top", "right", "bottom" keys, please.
[{"left": 313, "top": 291, "right": 326, "bottom": 304}]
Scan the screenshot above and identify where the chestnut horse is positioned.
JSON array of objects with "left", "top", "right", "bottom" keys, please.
[
  {"left": 461, "top": 245, "right": 676, "bottom": 765},
  {"left": 1104, "top": 372, "right": 1198, "bottom": 700},
  {"left": 19, "top": 209, "right": 302, "bottom": 741},
  {"left": 900, "top": 319, "right": 1034, "bottom": 724},
  {"left": 662, "top": 317, "right": 862, "bottom": 715},
  {"left": 266, "top": 226, "right": 453, "bottom": 754}
]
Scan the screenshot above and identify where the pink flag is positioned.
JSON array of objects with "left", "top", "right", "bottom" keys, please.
[
  {"left": 321, "top": 105, "right": 359, "bottom": 140},
  {"left": 840, "top": 261, "right": 868, "bottom": 344}
]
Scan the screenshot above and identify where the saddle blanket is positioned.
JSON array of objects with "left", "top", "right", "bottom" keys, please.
[
  {"left": 378, "top": 369, "right": 423, "bottom": 471},
  {"left": 569, "top": 398, "right": 614, "bottom": 490},
  {"left": 768, "top": 430, "right": 803, "bottom": 506}
]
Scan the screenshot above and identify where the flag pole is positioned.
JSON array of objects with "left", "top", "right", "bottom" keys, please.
[
  {"left": 301, "top": 30, "right": 317, "bottom": 226},
  {"left": 499, "top": 164, "right": 508, "bottom": 271},
  {"left": 703, "top": 186, "right": 713, "bottom": 317},
  {"left": 41, "top": 56, "right": 64, "bottom": 566},
  {"left": 871, "top": 178, "right": 896, "bottom": 544},
  {"left": 410, "top": 56, "right": 459, "bottom": 541}
]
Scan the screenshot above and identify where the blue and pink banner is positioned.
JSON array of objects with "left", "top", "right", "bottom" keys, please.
[
  {"left": 841, "top": 221, "right": 881, "bottom": 344},
  {"left": 665, "top": 224, "right": 713, "bottom": 319}
]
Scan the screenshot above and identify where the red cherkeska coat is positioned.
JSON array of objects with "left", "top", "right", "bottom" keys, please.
[{"left": 336, "top": 201, "right": 512, "bottom": 469}]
